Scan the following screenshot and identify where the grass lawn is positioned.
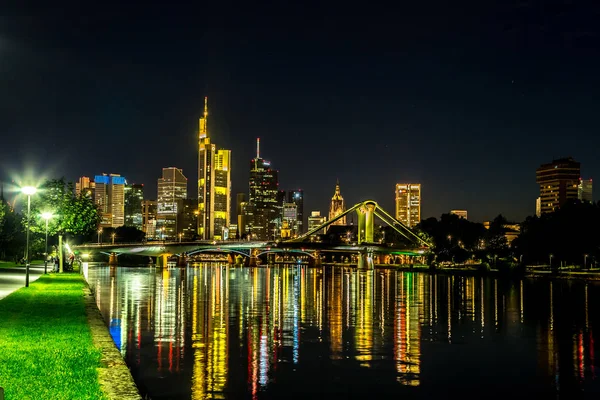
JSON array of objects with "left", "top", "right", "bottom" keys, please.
[{"left": 0, "top": 274, "right": 107, "bottom": 399}]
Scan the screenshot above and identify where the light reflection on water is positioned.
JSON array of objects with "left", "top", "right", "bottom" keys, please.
[{"left": 86, "top": 264, "right": 600, "bottom": 399}]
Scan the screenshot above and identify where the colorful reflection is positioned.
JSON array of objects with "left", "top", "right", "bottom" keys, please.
[{"left": 88, "top": 265, "right": 600, "bottom": 399}]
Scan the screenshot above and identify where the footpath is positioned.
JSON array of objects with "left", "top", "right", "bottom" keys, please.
[{"left": 0, "top": 262, "right": 45, "bottom": 300}]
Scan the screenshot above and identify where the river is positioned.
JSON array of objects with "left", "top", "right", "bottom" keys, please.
[{"left": 85, "top": 264, "right": 600, "bottom": 399}]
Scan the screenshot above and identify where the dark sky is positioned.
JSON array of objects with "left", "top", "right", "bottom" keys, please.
[{"left": 1, "top": 2, "right": 599, "bottom": 222}]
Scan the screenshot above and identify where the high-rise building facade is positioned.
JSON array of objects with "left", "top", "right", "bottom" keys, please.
[
  {"left": 450, "top": 210, "right": 467, "bottom": 220},
  {"left": 142, "top": 200, "right": 158, "bottom": 239},
  {"left": 578, "top": 178, "right": 593, "bottom": 203},
  {"left": 329, "top": 180, "right": 346, "bottom": 225},
  {"left": 198, "top": 97, "right": 232, "bottom": 240},
  {"left": 95, "top": 174, "right": 126, "bottom": 228},
  {"left": 177, "top": 198, "right": 198, "bottom": 241},
  {"left": 75, "top": 176, "right": 95, "bottom": 198},
  {"left": 308, "top": 211, "right": 327, "bottom": 235},
  {"left": 248, "top": 138, "right": 279, "bottom": 240},
  {"left": 535, "top": 197, "right": 541, "bottom": 217},
  {"left": 287, "top": 189, "right": 304, "bottom": 234},
  {"left": 157, "top": 167, "right": 187, "bottom": 240},
  {"left": 395, "top": 183, "right": 421, "bottom": 228},
  {"left": 124, "top": 183, "right": 144, "bottom": 230},
  {"left": 536, "top": 157, "right": 580, "bottom": 214}
]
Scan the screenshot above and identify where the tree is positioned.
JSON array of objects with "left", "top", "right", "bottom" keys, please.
[{"left": 27, "top": 179, "right": 101, "bottom": 271}]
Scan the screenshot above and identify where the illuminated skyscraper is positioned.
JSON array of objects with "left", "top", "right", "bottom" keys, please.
[
  {"left": 578, "top": 178, "right": 593, "bottom": 203},
  {"left": 308, "top": 211, "right": 327, "bottom": 234},
  {"left": 94, "top": 173, "right": 126, "bottom": 228},
  {"left": 124, "top": 183, "right": 144, "bottom": 229},
  {"left": 142, "top": 200, "right": 157, "bottom": 238},
  {"left": 198, "top": 97, "right": 232, "bottom": 240},
  {"left": 395, "top": 183, "right": 421, "bottom": 228},
  {"left": 157, "top": 167, "right": 187, "bottom": 240},
  {"left": 248, "top": 138, "right": 279, "bottom": 240},
  {"left": 287, "top": 189, "right": 304, "bottom": 234},
  {"left": 328, "top": 180, "right": 346, "bottom": 225},
  {"left": 536, "top": 157, "right": 580, "bottom": 214}
]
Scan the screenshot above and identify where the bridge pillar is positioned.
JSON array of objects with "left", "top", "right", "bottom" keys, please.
[
  {"left": 357, "top": 251, "right": 374, "bottom": 270},
  {"left": 309, "top": 251, "right": 322, "bottom": 267},
  {"left": 234, "top": 255, "right": 244, "bottom": 267},
  {"left": 108, "top": 252, "right": 118, "bottom": 266},
  {"left": 227, "top": 254, "right": 235, "bottom": 265},
  {"left": 158, "top": 254, "right": 169, "bottom": 268},
  {"left": 356, "top": 202, "right": 375, "bottom": 243},
  {"left": 177, "top": 255, "right": 187, "bottom": 267}
]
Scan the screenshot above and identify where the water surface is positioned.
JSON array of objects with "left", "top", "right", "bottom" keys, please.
[{"left": 85, "top": 264, "right": 600, "bottom": 399}]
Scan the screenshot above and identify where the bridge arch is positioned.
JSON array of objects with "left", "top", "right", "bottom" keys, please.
[
  {"left": 186, "top": 248, "right": 250, "bottom": 258},
  {"left": 255, "top": 248, "right": 317, "bottom": 259}
]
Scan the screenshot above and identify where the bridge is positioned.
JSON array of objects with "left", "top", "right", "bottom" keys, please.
[{"left": 73, "top": 200, "right": 431, "bottom": 268}]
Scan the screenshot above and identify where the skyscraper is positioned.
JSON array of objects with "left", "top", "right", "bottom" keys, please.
[
  {"left": 124, "top": 183, "right": 144, "bottom": 230},
  {"left": 198, "top": 97, "right": 232, "bottom": 240},
  {"left": 142, "top": 200, "right": 157, "bottom": 238},
  {"left": 395, "top": 183, "right": 421, "bottom": 228},
  {"left": 95, "top": 174, "right": 126, "bottom": 228},
  {"left": 248, "top": 138, "right": 279, "bottom": 240},
  {"left": 177, "top": 198, "right": 199, "bottom": 241},
  {"left": 329, "top": 180, "right": 346, "bottom": 225},
  {"left": 578, "top": 178, "right": 593, "bottom": 203},
  {"left": 157, "top": 167, "right": 187, "bottom": 240},
  {"left": 536, "top": 157, "right": 580, "bottom": 214},
  {"left": 287, "top": 189, "right": 304, "bottom": 234}
]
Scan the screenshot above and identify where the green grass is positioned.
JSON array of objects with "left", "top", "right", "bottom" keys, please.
[{"left": 0, "top": 274, "right": 107, "bottom": 399}]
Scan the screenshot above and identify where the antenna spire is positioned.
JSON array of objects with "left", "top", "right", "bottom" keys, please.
[
  {"left": 199, "top": 97, "right": 209, "bottom": 139},
  {"left": 257, "top": 138, "right": 260, "bottom": 158}
]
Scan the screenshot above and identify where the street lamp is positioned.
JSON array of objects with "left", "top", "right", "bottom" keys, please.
[
  {"left": 97, "top": 228, "right": 103, "bottom": 245},
  {"left": 549, "top": 254, "right": 554, "bottom": 269},
  {"left": 41, "top": 212, "right": 53, "bottom": 274},
  {"left": 111, "top": 232, "right": 116, "bottom": 245},
  {"left": 178, "top": 232, "right": 183, "bottom": 243},
  {"left": 584, "top": 254, "right": 588, "bottom": 269},
  {"left": 21, "top": 186, "right": 37, "bottom": 287}
]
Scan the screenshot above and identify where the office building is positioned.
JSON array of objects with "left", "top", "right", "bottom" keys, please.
[
  {"left": 157, "top": 167, "right": 187, "bottom": 240},
  {"left": 95, "top": 174, "right": 126, "bottom": 228},
  {"left": 287, "top": 189, "right": 304, "bottom": 234},
  {"left": 536, "top": 157, "right": 580, "bottom": 214},
  {"left": 198, "top": 97, "right": 232, "bottom": 240},
  {"left": 308, "top": 211, "right": 327, "bottom": 235},
  {"left": 142, "top": 200, "right": 158, "bottom": 239},
  {"left": 124, "top": 183, "right": 144, "bottom": 230},
  {"left": 177, "top": 198, "right": 198, "bottom": 241},
  {"left": 248, "top": 138, "right": 279, "bottom": 240},
  {"left": 282, "top": 202, "right": 298, "bottom": 237},
  {"left": 329, "top": 180, "right": 346, "bottom": 225},
  {"left": 578, "top": 178, "right": 593, "bottom": 203},
  {"left": 75, "top": 176, "right": 95, "bottom": 198},
  {"left": 395, "top": 183, "right": 421, "bottom": 228},
  {"left": 450, "top": 210, "right": 468, "bottom": 220}
]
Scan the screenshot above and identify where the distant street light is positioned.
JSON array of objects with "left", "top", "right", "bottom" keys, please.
[
  {"left": 111, "top": 232, "right": 116, "bottom": 245},
  {"left": 584, "top": 254, "right": 588, "bottom": 269},
  {"left": 178, "top": 232, "right": 183, "bottom": 243},
  {"left": 97, "top": 228, "right": 103, "bottom": 245},
  {"left": 21, "top": 186, "right": 37, "bottom": 287},
  {"left": 41, "top": 212, "right": 53, "bottom": 275},
  {"left": 549, "top": 254, "right": 554, "bottom": 269}
]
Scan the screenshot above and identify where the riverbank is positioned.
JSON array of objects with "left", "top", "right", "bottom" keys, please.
[{"left": 0, "top": 273, "right": 140, "bottom": 400}]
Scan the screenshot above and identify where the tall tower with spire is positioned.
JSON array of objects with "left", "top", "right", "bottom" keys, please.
[
  {"left": 247, "top": 138, "right": 279, "bottom": 240},
  {"left": 329, "top": 179, "right": 346, "bottom": 225},
  {"left": 198, "top": 97, "right": 232, "bottom": 240}
]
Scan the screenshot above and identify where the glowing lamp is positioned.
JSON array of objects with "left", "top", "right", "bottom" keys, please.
[{"left": 21, "top": 186, "right": 37, "bottom": 195}]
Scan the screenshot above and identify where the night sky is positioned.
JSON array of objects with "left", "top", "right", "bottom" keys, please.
[{"left": 1, "top": 2, "right": 599, "bottom": 222}]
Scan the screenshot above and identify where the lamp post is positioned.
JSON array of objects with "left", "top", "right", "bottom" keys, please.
[
  {"left": 584, "top": 254, "right": 588, "bottom": 269},
  {"left": 97, "top": 228, "right": 103, "bottom": 245},
  {"left": 41, "top": 212, "right": 53, "bottom": 275},
  {"left": 111, "top": 232, "right": 116, "bottom": 245},
  {"left": 178, "top": 232, "right": 183, "bottom": 243},
  {"left": 549, "top": 254, "right": 554, "bottom": 269},
  {"left": 21, "top": 186, "right": 37, "bottom": 287}
]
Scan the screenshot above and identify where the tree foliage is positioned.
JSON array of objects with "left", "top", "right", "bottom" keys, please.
[{"left": 28, "top": 178, "right": 101, "bottom": 237}]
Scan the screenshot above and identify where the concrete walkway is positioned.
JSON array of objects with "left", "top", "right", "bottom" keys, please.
[{"left": 0, "top": 264, "right": 46, "bottom": 300}]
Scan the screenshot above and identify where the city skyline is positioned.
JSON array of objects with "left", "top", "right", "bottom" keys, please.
[{"left": 1, "top": 6, "right": 598, "bottom": 223}]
